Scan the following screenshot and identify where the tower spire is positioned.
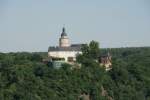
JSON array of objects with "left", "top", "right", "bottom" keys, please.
[
  {"left": 59, "top": 27, "right": 70, "bottom": 47},
  {"left": 61, "top": 27, "right": 67, "bottom": 37},
  {"left": 62, "top": 27, "right": 65, "bottom": 33}
]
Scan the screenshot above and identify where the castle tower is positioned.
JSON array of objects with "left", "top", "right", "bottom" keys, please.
[{"left": 59, "top": 27, "right": 70, "bottom": 47}]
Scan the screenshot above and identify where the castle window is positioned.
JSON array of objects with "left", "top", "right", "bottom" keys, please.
[{"left": 68, "top": 57, "right": 74, "bottom": 62}]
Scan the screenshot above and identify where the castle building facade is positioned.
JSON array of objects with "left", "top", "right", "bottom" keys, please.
[
  {"left": 99, "top": 52, "right": 112, "bottom": 71},
  {"left": 48, "top": 27, "right": 82, "bottom": 63},
  {"left": 47, "top": 27, "right": 112, "bottom": 70}
]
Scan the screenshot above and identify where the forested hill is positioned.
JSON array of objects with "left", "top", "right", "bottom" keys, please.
[
  {"left": 0, "top": 46, "right": 150, "bottom": 100},
  {"left": 102, "top": 47, "right": 150, "bottom": 98}
]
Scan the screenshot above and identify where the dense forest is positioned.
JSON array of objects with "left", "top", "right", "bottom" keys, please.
[{"left": 0, "top": 42, "right": 150, "bottom": 100}]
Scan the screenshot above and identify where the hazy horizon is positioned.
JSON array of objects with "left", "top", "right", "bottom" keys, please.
[{"left": 0, "top": 0, "right": 150, "bottom": 52}]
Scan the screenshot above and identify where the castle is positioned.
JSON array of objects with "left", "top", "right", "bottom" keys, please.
[
  {"left": 48, "top": 27, "right": 82, "bottom": 63},
  {"left": 45, "top": 27, "right": 112, "bottom": 70}
]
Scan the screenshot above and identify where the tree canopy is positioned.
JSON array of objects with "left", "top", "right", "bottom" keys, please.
[{"left": 0, "top": 43, "right": 150, "bottom": 100}]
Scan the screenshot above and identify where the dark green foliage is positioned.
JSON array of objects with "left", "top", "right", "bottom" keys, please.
[
  {"left": 102, "top": 47, "right": 150, "bottom": 100},
  {"left": 0, "top": 50, "right": 105, "bottom": 100},
  {"left": 77, "top": 40, "right": 100, "bottom": 65},
  {"left": 0, "top": 46, "right": 150, "bottom": 100}
]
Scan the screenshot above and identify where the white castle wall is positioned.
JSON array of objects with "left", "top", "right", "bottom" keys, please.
[{"left": 48, "top": 51, "right": 82, "bottom": 62}]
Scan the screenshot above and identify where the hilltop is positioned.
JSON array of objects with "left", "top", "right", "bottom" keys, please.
[{"left": 0, "top": 46, "right": 150, "bottom": 100}]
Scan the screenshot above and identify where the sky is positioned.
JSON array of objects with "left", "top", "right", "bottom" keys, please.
[{"left": 0, "top": 0, "right": 150, "bottom": 52}]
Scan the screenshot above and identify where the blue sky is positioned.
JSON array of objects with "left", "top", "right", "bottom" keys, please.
[{"left": 0, "top": 0, "right": 150, "bottom": 52}]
